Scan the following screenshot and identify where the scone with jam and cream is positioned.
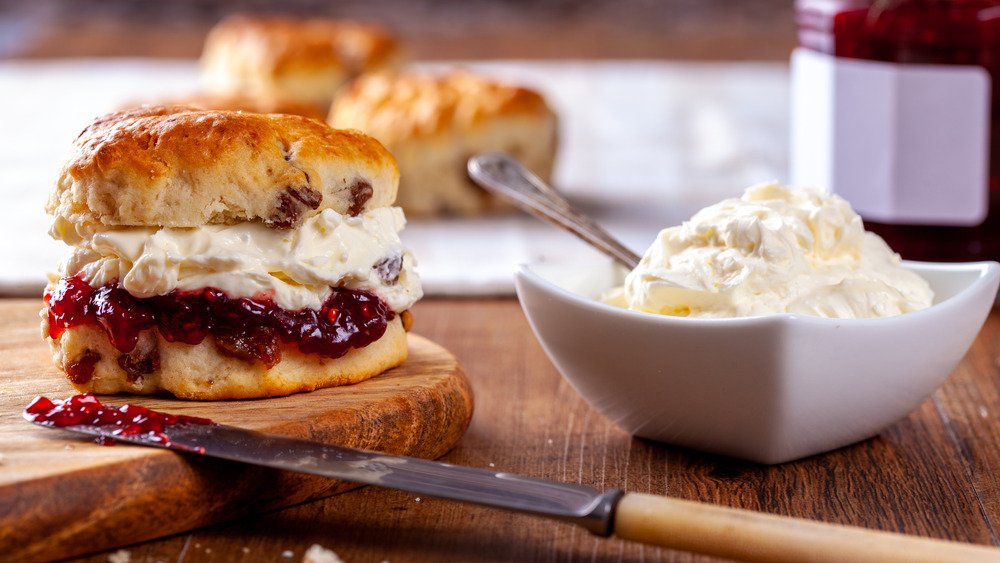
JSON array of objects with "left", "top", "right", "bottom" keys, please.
[
  {"left": 602, "top": 182, "right": 933, "bottom": 319},
  {"left": 43, "top": 105, "right": 422, "bottom": 400},
  {"left": 329, "top": 69, "right": 558, "bottom": 216}
]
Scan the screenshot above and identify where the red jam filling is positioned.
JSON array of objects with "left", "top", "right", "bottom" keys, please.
[
  {"left": 24, "top": 394, "right": 213, "bottom": 447},
  {"left": 45, "top": 275, "right": 395, "bottom": 364}
]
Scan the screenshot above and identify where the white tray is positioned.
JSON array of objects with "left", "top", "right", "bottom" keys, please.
[{"left": 0, "top": 59, "right": 789, "bottom": 296}]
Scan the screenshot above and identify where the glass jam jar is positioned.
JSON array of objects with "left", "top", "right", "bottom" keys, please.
[{"left": 791, "top": 0, "right": 1000, "bottom": 262}]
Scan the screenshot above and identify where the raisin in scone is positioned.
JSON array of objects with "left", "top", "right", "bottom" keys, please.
[
  {"left": 328, "top": 70, "right": 559, "bottom": 216},
  {"left": 43, "top": 105, "right": 422, "bottom": 400},
  {"left": 200, "top": 15, "right": 403, "bottom": 114}
]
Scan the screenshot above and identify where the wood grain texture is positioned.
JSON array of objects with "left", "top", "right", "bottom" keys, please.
[{"left": 0, "top": 299, "right": 473, "bottom": 563}]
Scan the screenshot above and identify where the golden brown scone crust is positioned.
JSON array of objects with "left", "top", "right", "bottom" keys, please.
[
  {"left": 155, "top": 93, "right": 328, "bottom": 120},
  {"left": 200, "top": 15, "right": 402, "bottom": 111},
  {"left": 47, "top": 105, "right": 399, "bottom": 229},
  {"left": 329, "top": 70, "right": 558, "bottom": 216},
  {"left": 46, "top": 316, "right": 408, "bottom": 400}
]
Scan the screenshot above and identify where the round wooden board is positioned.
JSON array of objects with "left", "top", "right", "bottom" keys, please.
[{"left": 0, "top": 299, "right": 474, "bottom": 563}]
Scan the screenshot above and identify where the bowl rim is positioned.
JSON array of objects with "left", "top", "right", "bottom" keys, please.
[{"left": 515, "top": 259, "right": 1000, "bottom": 328}]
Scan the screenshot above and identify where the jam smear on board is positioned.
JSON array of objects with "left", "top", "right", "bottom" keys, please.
[
  {"left": 24, "top": 394, "right": 212, "bottom": 447},
  {"left": 44, "top": 276, "right": 394, "bottom": 364}
]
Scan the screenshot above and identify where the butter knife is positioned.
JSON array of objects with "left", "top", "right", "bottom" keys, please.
[{"left": 23, "top": 395, "right": 1000, "bottom": 563}]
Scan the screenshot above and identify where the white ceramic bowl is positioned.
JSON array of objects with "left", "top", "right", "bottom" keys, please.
[{"left": 514, "top": 260, "right": 1000, "bottom": 464}]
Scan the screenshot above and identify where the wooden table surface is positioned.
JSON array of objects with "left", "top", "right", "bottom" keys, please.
[
  {"left": 5, "top": 2, "right": 1000, "bottom": 561},
  {"left": 3, "top": 296, "right": 996, "bottom": 562}
]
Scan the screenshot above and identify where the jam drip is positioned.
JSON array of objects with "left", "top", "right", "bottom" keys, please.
[
  {"left": 45, "top": 276, "right": 394, "bottom": 365},
  {"left": 24, "top": 394, "right": 212, "bottom": 447}
]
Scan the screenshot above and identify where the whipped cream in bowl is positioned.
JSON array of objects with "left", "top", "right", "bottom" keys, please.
[
  {"left": 601, "top": 182, "right": 933, "bottom": 319},
  {"left": 514, "top": 182, "right": 998, "bottom": 464}
]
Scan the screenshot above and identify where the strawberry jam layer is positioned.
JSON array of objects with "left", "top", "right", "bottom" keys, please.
[
  {"left": 25, "top": 394, "right": 212, "bottom": 447},
  {"left": 45, "top": 275, "right": 394, "bottom": 364}
]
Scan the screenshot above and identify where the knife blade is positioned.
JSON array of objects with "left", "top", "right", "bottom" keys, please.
[
  {"left": 22, "top": 394, "right": 619, "bottom": 535},
  {"left": 23, "top": 395, "right": 1000, "bottom": 563}
]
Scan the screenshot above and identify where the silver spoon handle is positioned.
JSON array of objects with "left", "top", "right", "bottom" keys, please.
[{"left": 467, "top": 153, "right": 642, "bottom": 269}]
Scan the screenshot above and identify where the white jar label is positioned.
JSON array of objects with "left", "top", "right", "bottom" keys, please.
[{"left": 789, "top": 47, "right": 990, "bottom": 226}]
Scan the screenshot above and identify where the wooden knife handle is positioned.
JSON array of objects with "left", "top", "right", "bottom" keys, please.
[{"left": 613, "top": 492, "right": 1000, "bottom": 563}]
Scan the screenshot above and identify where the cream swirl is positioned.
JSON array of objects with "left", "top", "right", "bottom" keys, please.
[{"left": 602, "top": 182, "right": 933, "bottom": 318}]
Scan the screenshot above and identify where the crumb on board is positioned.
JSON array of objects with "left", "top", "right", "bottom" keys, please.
[
  {"left": 302, "top": 544, "right": 346, "bottom": 563},
  {"left": 108, "top": 550, "right": 130, "bottom": 563}
]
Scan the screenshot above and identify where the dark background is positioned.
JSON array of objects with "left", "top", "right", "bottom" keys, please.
[{"left": 0, "top": 0, "right": 797, "bottom": 60}]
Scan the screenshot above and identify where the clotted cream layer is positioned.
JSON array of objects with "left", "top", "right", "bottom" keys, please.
[
  {"left": 601, "top": 182, "right": 933, "bottom": 319},
  {"left": 49, "top": 207, "right": 422, "bottom": 313}
]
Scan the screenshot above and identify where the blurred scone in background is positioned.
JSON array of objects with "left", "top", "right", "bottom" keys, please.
[
  {"left": 330, "top": 70, "right": 558, "bottom": 217},
  {"left": 196, "top": 14, "right": 560, "bottom": 217},
  {"left": 199, "top": 14, "right": 404, "bottom": 114}
]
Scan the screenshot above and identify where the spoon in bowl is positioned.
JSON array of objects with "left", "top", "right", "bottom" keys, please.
[{"left": 467, "top": 152, "right": 641, "bottom": 269}]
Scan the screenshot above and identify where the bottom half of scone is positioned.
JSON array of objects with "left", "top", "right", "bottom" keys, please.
[
  {"left": 41, "top": 279, "right": 412, "bottom": 400},
  {"left": 44, "top": 317, "right": 408, "bottom": 400}
]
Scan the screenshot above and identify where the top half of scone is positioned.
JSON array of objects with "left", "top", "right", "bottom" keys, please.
[{"left": 46, "top": 104, "right": 421, "bottom": 315}]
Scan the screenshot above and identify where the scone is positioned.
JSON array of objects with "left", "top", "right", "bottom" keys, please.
[
  {"left": 42, "top": 105, "right": 422, "bottom": 400},
  {"left": 155, "top": 93, "right": 328, "bottom": 120},
  {"left": 200, "top": 15, "right": 402, "bottom": 113},
  {"left": 328, "top": 70, "right": 558, "bottom": 216}
]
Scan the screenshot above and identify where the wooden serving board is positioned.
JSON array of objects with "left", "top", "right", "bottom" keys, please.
[{"left": 0, "top": 299, "right": 474, "bottom": 563}]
